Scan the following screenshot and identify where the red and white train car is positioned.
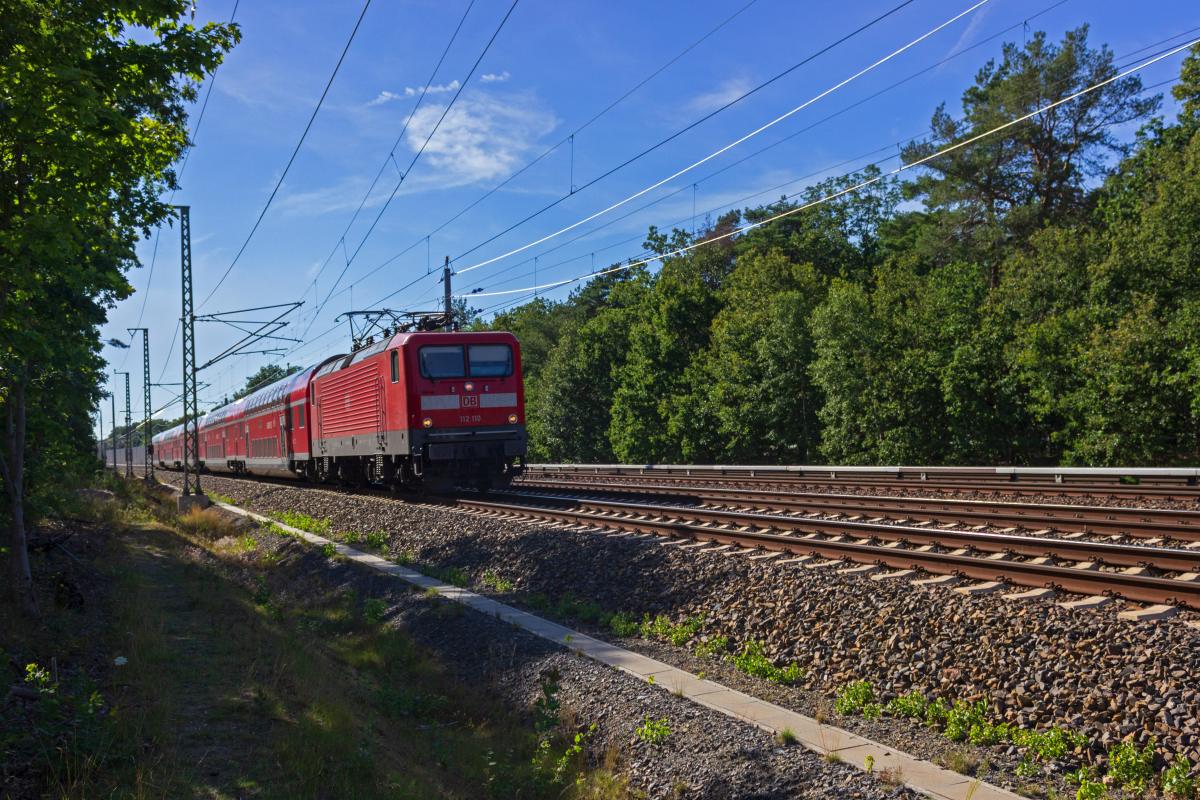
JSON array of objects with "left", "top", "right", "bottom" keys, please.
[{"left": 152, "top": 330, "right": 526, "bottom": 489}]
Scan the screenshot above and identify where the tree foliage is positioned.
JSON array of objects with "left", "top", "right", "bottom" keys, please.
[{"left": 0, "top": 1, "right": 237, "bottom": 614}]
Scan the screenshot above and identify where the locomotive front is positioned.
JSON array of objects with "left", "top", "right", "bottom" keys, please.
[{"left": 404, "top": 331, "right": 527, "bottom": 489}]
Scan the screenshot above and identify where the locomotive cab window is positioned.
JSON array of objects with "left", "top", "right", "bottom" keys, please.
[
  {"left": 419, "top": 345, "right": 465, "bottom": 379},
  {"left": 468, "top": 344, "right": 512, "bottom": 377},
  {"left": 390, "top": 350, "right": 399, "bottom": 383}
]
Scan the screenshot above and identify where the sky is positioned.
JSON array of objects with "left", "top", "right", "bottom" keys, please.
[{"left": 97, "top": 0, "right": 1199, "bottom": 433}]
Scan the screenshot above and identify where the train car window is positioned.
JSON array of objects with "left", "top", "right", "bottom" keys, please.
[
  {"left": 468, "top": 344, "right": 513, "bottom": 377},
  {"left": 419, "top": 345, "right": 465, "bottom": 378},
  {"left": 390, "top": 350, "right": 399, "bottom": 383},
  {"left": 297, "top": 407, "right": 305, "bottom": 428}
]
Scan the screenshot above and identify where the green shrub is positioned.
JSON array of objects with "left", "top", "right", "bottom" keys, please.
[
  {"left": 834, "top": 681, "right": 875, "bottom": 716},
  {"left": 480, "top": 569, "right": 514, "bottom": 593},
  {"left": 1162, "top": 757, "right": 1196, "bottom": 799},
  {"left": 886, "top": 691, "right": 928, "bottom": 720},
  {"left": 635, "top": 716, "right": 671, "bottom": 745},
  {"left": 364, "top": 530, "right": 388, "bottom": 548},
  {"left": 943, "top": 700, "right": 987, "bottom": 742},
  {"left": 693, "top": 635, "right": 729, "bottom": 658},
  {"left": 269, "top": 510, "right": 331, "bottom": 535},
  {"left": 1012, "top": 726, "right": 1086, "bottom": 762},
  {"left": 638, "top": 613, "right": 704, "bottom": 646},
  {"left": 923, "top": 697, "right": 950, "bottom": 728},
  {"left": 1067, "top": 767, "right": 1106, "bottom": 800},
  {"left": 363, "top": 598, "right": 388, "bottom": 625},
  {"left": 609, "top": 612, "right": 639, "bottom": 637},
  {"left": 1107, "top": 738, "right": 1156, "bottom": 793},
  {"left": 728, "top": 641, "right": 803, "bottom": 685}
]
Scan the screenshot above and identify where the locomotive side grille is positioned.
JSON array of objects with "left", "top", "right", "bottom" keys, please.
[{"left": 319, "top": 365, "right": 383, "bottom": 436}]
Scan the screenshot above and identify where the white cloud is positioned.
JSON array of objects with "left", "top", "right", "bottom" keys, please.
[
  {"left": 944, "top": 5, "right": 989, "bottom": 60},
  {"left": 686, "top": 77, "right": 753, "bottom": 114},
  {"left": 404, "top": 79, "right": 460, "bottom": 97},
  {"left": 367, "top": 90, "right": 404, "bottom": 107},
  {"left": 480, "top": 71, "right": 510, "bottom": 83},
  {"left": 402, "top": 91, "right": 557, "bottom": 185}
]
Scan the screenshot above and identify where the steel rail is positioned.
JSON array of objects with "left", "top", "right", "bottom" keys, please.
[
  {"left": 455, "top": 495, "right": 1200, "bottom": 608},
  {"left": 513, "top": 478, "right": 1200, "bottom": 540},
  {"left": 523, "top": 467, "right": 1200, "bottom": 500},
  {"left": 484, "top": 491, "right": 1200, "bottom": 571}
]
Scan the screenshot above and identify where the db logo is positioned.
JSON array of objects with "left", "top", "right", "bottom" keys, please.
[{"left": 462, "top": 395, "right": 479, "bottom": 408}]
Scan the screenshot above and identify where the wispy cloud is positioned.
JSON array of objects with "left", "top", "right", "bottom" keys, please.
[
  {"left": 403, "top": 91, "right": 557, "bottom": 185},
  {"left": 405, "top": 79, "right": 460, "bottom": 97},
  {"left": 367, "top": 90, "right": 404, "bottom": 107},
  {"left": 480, "top": 71, "right": 510, "bottom": 83},
  {"left": 944, "top": 4, "right": 989, "bottom": 60},
  {"left": 685, "top": 77, "right": 753, "bottom": 114}
]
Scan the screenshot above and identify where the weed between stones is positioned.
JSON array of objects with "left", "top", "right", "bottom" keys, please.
[{"left": 833, "top": 679, "right": 1195, "bottom": 795}]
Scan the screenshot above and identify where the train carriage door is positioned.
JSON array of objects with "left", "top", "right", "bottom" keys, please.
[{"left": 278, "top": 412, "right": 287, "bottom": 459}]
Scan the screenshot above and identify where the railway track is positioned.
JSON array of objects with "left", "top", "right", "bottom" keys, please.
[
  {"left": 144, "top": 466, "right": 1200, "bottom": 609},
  {"left": 456, "top": 490, "right": 1200, "bottom": 610},
  {"left": 525, "top": 465, "right": 1200, "bottom": 501},
  {"left": 513, "top": 477, "right": 1200, "bottom": 542}
]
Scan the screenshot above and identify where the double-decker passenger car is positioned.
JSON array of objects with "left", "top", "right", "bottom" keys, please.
[{"left": 152, "top": 330, "right": 526, "bottom": 489}]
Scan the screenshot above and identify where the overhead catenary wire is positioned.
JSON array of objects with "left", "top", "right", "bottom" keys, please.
[
  {"left": 208, "top": 17, "right": 1188, "bottom": 405},
  {"left": 460, "top": 0, "right": 1077, "bottom": 294},
  {"left": 297, "top": 0, "right": 520, "bottom": 342},
  {"left": 459, "top": 38, "right": 1199, "bottom": 300},
  {"left": 452, "top": 0, "right": 991, "bottom": 278},
  {"left": 464, "top": 29, "right": 1193, "bottom": 297},
  {"left": 271, "top": 48, "right": 1187, "bottom": 382},
  {"left": 198, "top": 0, "right": 373, "bottom": 310},
  {"left": 296, "top": 0, "right": 766, "bottom": 334},
  {"left": 298, "top": 0, "right": 480, "bottom": 325},
  {"left": 291, "top": 0, "right": 920, "bottom": 348},
  {"left": 235, "top": 0, "right": 1030, "bottom": 374}
]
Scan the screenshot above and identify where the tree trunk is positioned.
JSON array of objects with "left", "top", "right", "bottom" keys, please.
[{"left": 0, "top": 373, "right": 38, "bottom": 617}]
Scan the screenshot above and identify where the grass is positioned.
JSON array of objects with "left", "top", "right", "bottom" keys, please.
[
  {"left": 268, "top": 509, "right": 331, "bottom": 536},
  {"left": 426, "top": 565, "right": 469, "bottom": 588},
  {"left": 3, "top": 476, "right": 632, "bottom": 799},
  {"left": 941, "top": 747, "right": 982, "bottom": 776},
  {"left": 776, "top": 728, "right": 798, "bottom": 746},
  {"left": 205, "top": 490, "right": 238, "bottom": 506},
  {"left": 480, "top": 569, "right": 514, "bottom": 593},
  {"left": 177, "top": 506, "right": 240, "bottom": 539}
]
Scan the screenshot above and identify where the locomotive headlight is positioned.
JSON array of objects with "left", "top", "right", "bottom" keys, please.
[
  {"left": 508, "top": 413, "right": 518, "bottom": 424},
  {"left": 422, "top": 417, "right": 433, "bottom": 428},
  {"left": 464, "top": 382, "right": 474, "bottom": 392}
]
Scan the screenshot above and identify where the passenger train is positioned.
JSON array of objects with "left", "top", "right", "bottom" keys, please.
[{"left": 152, "top": 330, "right": 526, "bottom": 490}]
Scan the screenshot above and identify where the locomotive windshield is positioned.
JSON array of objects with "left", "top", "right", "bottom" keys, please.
[
  {"left": 420, "top": 345, "right": 465, "bottom": 378},
  {"left": 468, "top": 344, "right": 512, "bottom": 377},
  {"left": 419, "top": 343, "right": 514, "bottom": 379}
]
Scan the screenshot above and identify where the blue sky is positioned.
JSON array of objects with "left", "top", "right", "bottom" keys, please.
[{"left": 99, "top": 0, "right": 1198, "bottom": 431}]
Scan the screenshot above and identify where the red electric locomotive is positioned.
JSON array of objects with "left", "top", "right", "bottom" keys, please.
[{"left": 152, "top": 329, "right": 527, "bottom": 490}]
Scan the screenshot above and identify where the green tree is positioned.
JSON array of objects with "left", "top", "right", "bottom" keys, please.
[
  {"left": 1005, "top": 44, "right": 1200, "bottom": 463},
  {"left": 0, "top": 1, "right": 237, "bottom": 614},
  {"left": 902, "top": 26, "right": 1157, "bottom": 282},
  {"left": 234, "top": 363, "right": 301, "bottom": 400},
  {"left": 609, "top": 217, "right": 736, "bottom": 462}
]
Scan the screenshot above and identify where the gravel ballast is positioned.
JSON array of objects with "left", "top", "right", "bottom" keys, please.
[
  {"left": 191, "top": 496, "right": 918, "bottom": 799},
  {"left": 165, "top": 471, "right": 1200, "bottom": 793}
]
